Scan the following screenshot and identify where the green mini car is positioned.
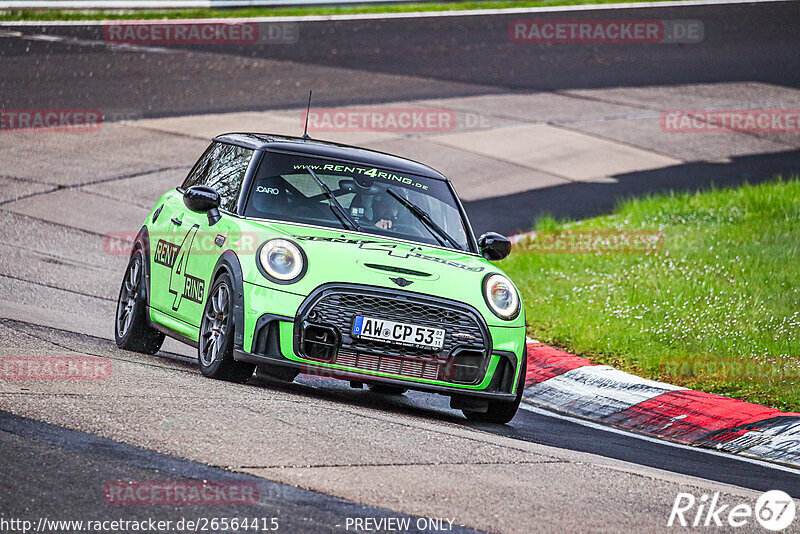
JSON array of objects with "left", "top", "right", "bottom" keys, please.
[{"left": 114, "top": 133, "right": 527, "bottom": 423}]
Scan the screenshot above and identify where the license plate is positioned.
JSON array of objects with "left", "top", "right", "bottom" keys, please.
[{"left": 352, "top": 315, "right": 445, "bottom": 350}]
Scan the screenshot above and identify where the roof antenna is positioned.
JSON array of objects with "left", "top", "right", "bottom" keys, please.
[{"left": 302, "top": 90, "right": 313, "bottom": 140}]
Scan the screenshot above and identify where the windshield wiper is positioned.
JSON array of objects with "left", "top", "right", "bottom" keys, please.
[
  {"left": 386, "top": 189, "right": 462, "bottom": 250},
  {"left": 303, "top": 166, "right": 361, "bottom": 232}
]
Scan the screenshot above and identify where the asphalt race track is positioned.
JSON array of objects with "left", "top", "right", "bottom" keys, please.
[
  {"left": 2, "top": 1, "right": 800, "bottom": 114},
  {"left": 2, "top": 1, "right": 800, "bottom": 532}
]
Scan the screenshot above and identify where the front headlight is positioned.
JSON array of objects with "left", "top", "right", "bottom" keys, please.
[
  {"left": 483, "top": 273, "right": 520, "bottom": 320},
  {"left": 258, "top": 239, "right": 306, "bottom": 284}
]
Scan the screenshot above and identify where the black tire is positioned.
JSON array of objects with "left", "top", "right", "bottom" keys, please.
[
  {"left": 462, "top": 356, "right": 527, "bottom": 424},
  {"left": 367, "top": 384, "right": 407, "bottom": 395},
  {"left": 198, "top": 273, "right": 255, "bottom": 383},
  {"left": 114, "top": 250, "right": 165, "bottom": 354}
]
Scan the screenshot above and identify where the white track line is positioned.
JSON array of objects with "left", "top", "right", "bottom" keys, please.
[
  {"left": 0, "top": 0, "right": 791, "bottom": 26},
  {"left": 519, "top": 402, "right": 800, "bottom": 476}
]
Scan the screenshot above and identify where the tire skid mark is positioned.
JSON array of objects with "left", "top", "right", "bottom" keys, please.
[
  {"left": 0, "top": 318, "right": 197, "bottom": 374},
  {"left": 0, "top": 272, "right": 113, "bottom": 302}
]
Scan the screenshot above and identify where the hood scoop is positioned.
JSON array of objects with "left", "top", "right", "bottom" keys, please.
[{"left": 363, "top": 263, "right": 432, "bottom": 278}]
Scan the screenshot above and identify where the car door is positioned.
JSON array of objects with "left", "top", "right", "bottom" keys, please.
[
  {"left": 168, "top": 143, "right": 254, "bottom": 329},
  {"left": 148, "top": 143, "right": 215, "bottom": 330}
]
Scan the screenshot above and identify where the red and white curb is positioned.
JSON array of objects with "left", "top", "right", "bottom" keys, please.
[{"left": 523, "top": 339, "right": 800, "bottom": 469}]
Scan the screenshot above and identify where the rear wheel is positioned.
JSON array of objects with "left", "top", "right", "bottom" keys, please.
[
  {"left": 114, "top": 250, "right": 164, "bottom": 354},
  {"left": 198, "top": 274, "right": 255, "bottom": 383},
  {"left": 462, "top": 356, "right": 526, "bottom": 424}
]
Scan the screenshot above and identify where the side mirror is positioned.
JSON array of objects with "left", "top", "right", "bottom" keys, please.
[
  {"left": 183, "top": 185, "right": 221, "bottom": 226},
  {"left": 478, "top": 232, "right": 511, "bottom": 261}
]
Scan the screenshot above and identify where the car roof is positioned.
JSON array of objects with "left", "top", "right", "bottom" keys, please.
[{"left": 213, "top": 133, "right": 448, "bottom": 181}]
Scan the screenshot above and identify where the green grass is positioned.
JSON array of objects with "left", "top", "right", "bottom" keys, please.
[
  {"left": 501, "top": 177, "right": 800, "bottom": 412},
  {"left": 1, "top": 0, "right": 681, "bottom": 21}
]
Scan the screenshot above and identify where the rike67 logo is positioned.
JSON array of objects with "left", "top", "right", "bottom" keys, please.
[{"left": 668, "top": 490, "right": 795, "bottom": 531}]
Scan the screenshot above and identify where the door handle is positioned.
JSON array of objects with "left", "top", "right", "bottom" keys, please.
[{"left": 170, "top": 217, "right": 183, "bottom": 227}]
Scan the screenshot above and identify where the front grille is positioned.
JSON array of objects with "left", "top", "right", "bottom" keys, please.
[
  {"left": 295, "top": 285, "right": 490, "bottom": 384},
  {"left": 335, "top": 350, "right": 440, "bottom": 380}
]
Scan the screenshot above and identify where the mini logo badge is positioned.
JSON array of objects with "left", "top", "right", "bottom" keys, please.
[{"left": 389, "top": 277, "right": 413, "bottom": 287}]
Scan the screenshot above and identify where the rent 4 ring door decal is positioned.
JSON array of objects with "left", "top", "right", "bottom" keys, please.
[{"left": 153, "top": 224, "right": 206, "bottom": 312}]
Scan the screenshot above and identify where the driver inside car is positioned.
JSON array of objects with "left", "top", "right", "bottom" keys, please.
[{"left": 370, "top": 195, "right": 400, "bottom": 230}]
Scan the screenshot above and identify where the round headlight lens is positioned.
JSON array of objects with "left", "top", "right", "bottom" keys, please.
[
  {"left": 483, "top": 274, "right": 519, "bottom": 319},
  {"left": 259, "top": 239, "right": 304, "bottom": 282}
]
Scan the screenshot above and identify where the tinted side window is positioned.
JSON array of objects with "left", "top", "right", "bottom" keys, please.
[
  {"left": 181, "top": 142, "right": 253, "bottom": 213},
  {"left": 206, "top": 144, "right": 253, "bottom": 212},
  {"left": 182, "top": 143, "right": 216, "bottom": 190}
]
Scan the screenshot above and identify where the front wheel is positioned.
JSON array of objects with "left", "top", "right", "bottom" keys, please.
[
  {"left": 462, "top": 356, "right": 527, "bottom": 424},
  {"left": 198, "top": 274, "right": 255, "bottom": 383},
  {"left": 114, "top": 250, "right": 164, "bottom": 354}
]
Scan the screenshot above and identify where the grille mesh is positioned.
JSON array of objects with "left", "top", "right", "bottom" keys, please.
[{"left": 335, "top": 350, "right": 440, "bottom": 380}]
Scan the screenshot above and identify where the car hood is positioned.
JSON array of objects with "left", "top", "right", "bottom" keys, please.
[{"left": 235, "top": 220, "right": 521, "bottom": 325}]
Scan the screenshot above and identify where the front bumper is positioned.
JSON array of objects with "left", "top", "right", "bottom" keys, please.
[
  {"left": 236, "top": 284, "right": 525, "bottom": 401},
  {"left": 233, "top": 346, "right": 518, "bottom": 402}
]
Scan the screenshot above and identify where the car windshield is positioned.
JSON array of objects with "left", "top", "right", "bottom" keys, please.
[{"left": 244, "top": 152, "right": 472, "bottom": 251}]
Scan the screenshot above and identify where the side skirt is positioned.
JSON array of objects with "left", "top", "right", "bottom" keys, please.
[{"left": 148, "top": 307, "right": 199, "bottom": 349}]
